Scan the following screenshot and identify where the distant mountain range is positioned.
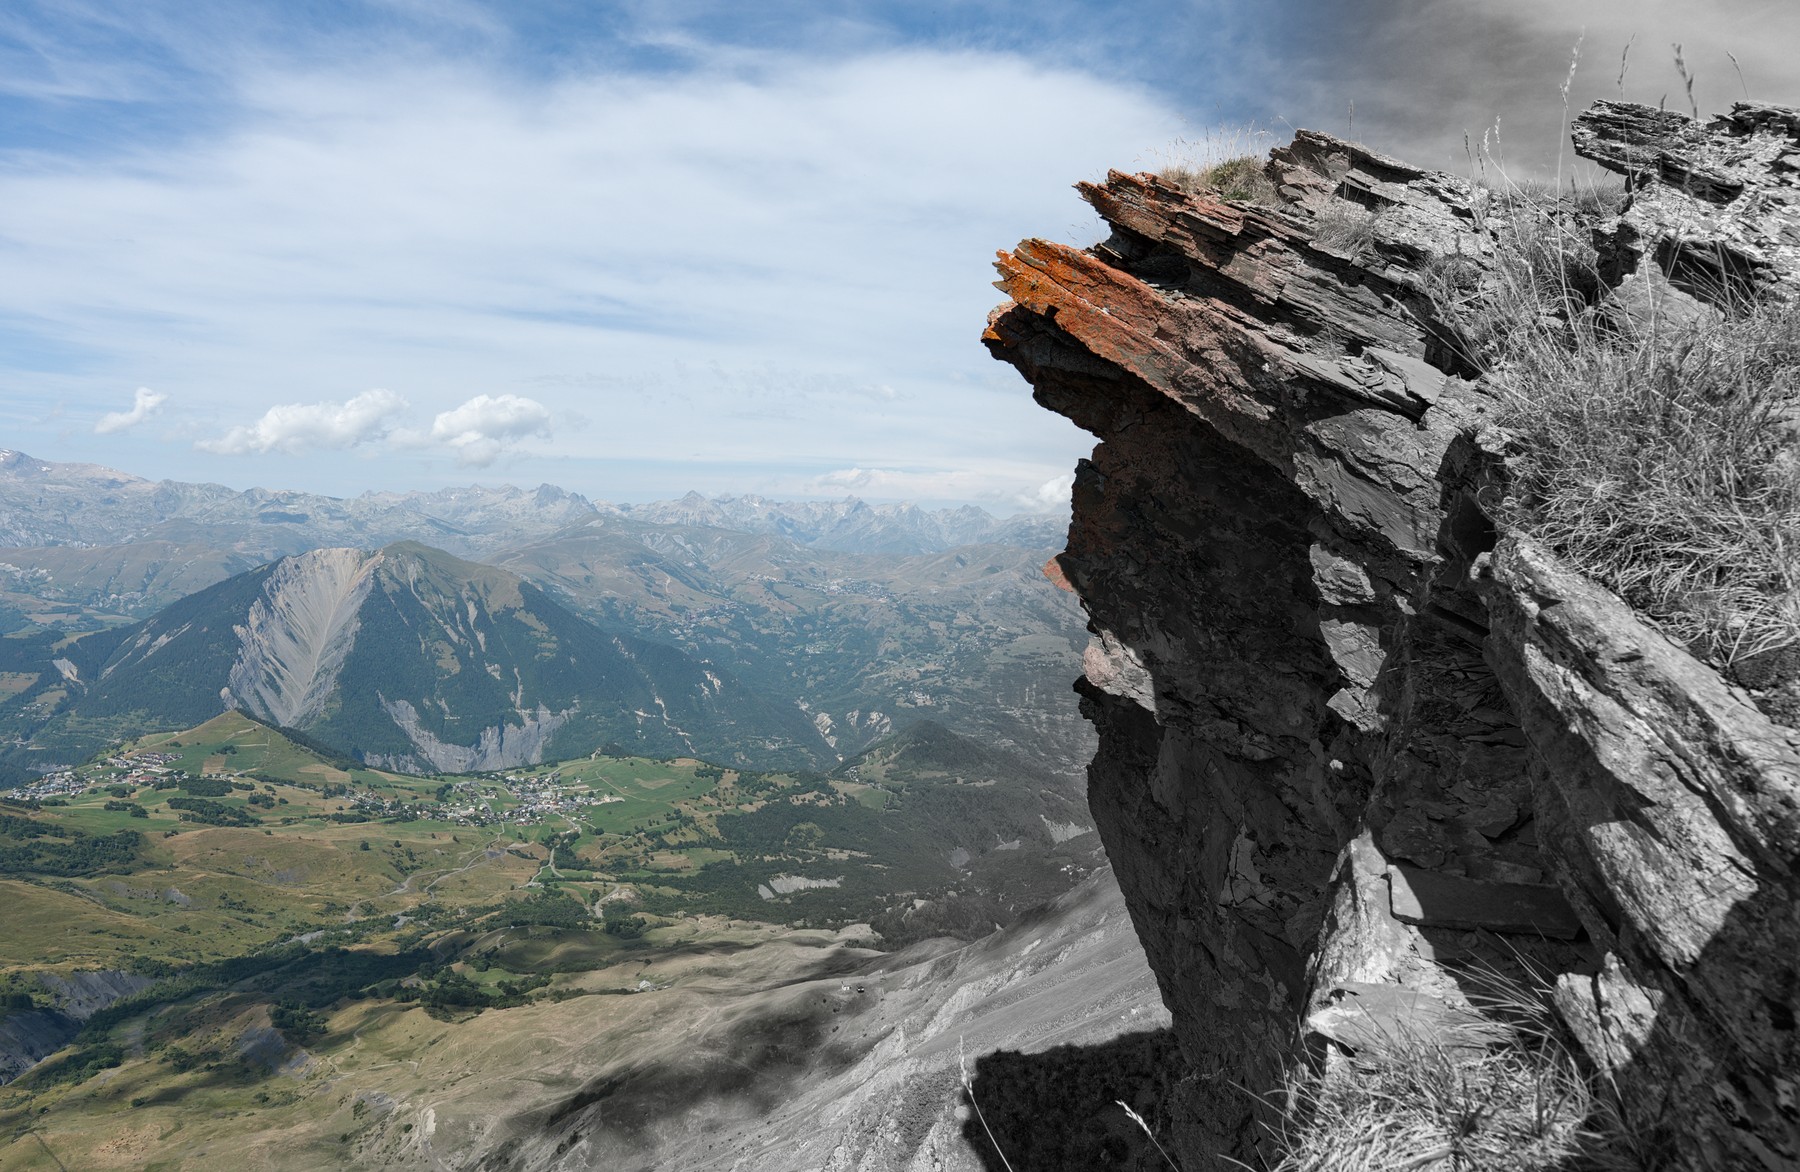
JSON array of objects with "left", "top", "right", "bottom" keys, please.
[
  {"left": 0, "top": 450, "right": 1090, "bottom": 785},
  {"left": 493, "top": 519, "right": 1092, "bottom": 782},
  {"left": 0, "top": 449, "right": 1063, "bottom": 559},
  {"left": 614, "top": 491, "right": 1064, "bottom": 555}
]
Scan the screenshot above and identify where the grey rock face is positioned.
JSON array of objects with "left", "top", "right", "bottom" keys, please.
[
  {"left": 0, "top": 1010, "right": 80, "bottom": 1084},
  {"left": 0, "top": 969, "right": 155, "bottom": 1084},
  {"left": 986, "top": 101, "right": 1800, "bottom": 1169},
  {"left": 225, "top": 547, "right": 382, "bottom": 728},
  {"left": 1482, "top": 537, "right": 1800, "bottom": 1164},
  {"left": 377, "top": 697, "right": 575, "bottom": 774}
]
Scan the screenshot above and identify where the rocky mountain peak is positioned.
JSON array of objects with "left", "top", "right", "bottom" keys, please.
[{"left": 14, "top": 539, "right": 834, "bottom": 778}]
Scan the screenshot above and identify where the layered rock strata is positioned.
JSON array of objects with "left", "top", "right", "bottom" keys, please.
[{"left": 986, "top": 101, "right": 1800, "bottom": 1169}]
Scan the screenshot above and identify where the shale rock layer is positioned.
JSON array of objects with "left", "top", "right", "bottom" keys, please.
[{"left": 987, "top": 101, "right": 1800, "bottom": 1169}]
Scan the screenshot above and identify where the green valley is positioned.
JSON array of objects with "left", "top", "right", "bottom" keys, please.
[{"left": 0, "top": 708, "right": 1100, "bottom": 1156}]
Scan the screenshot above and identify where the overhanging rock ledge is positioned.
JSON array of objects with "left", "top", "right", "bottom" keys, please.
[{"left": 985, "top": 99, "right": 1800, "bottom": 1170}]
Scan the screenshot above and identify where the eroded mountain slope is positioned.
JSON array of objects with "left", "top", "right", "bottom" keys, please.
[
  {"left": 2, "top": 542, "right": 831, "bottom": 776},
  {"left": 493, "top": 519, "right": 1092, "bottom": 776},
  {"left": 223, "top": 547, "right": 382, "bottom": 729}
]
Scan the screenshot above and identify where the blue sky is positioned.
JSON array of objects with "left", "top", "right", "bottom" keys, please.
[{"left": 3, "top": 0, "right": 1794, "bottom": 508}]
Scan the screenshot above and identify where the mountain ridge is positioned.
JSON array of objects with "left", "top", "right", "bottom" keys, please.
[
  {"left": 0, "top": 457, "right": 1093, "bottom": 784},
  {"left": 0, "top": 449, "right": 1064, "bottom": 558},
  {"left": 1, "top": 540, "right": 832, "bottom": 778}
]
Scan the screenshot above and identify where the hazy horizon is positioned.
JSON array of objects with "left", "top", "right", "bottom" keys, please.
[{"left": 0, "top": 442, "right": 1073, "bottom": 516}]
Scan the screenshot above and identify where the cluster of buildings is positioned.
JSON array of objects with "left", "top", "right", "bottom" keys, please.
[
  {"left": 11, "top": 748, "right": 635, "bottom": 836},
  {"left": 494, "top": 770, "right": 617, "bottom": 825},
  {"left": 332, "top": 771, "right": 613, "bottom": 829},
  {"left": 14, "top": 751, "right": 183, "bottom": 802}
]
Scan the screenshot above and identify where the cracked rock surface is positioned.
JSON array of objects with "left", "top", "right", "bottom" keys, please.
[{"left": 986, "top": 100, "right": 1800, "bottom": 1170}]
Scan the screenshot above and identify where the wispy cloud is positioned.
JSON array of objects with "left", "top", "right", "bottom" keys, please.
[
  {"left": 0, "top": 24, "right": 1180, "bottom": 503},
  {"left": 93, "top": 386, "right": 166, "bottom": 433},
  {"left": 198, "top": 388, "right": 408, "bottom": 455},
  {"left": 1029, "top": 472, "right": 1075, "bottom": 509}
]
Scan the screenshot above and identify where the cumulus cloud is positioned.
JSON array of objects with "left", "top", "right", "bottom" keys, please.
[
  {"left": 93, "top": 386, "right": 166, "bottom": 434},
  {"left": 1029, "top": 472, "right": 1075, "bottom": 509},
  {"left": 427, "top": 393, "right": 551, "bottom": 466},
  {"left": 198, "top": 388, "right": 407, "bottom": 455}
]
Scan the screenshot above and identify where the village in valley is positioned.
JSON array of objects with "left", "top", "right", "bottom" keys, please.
[{"left": 15, "top": 731, "right": 633, "bottom": 833}]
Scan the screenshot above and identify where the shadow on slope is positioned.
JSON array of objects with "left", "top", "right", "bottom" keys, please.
[
  {"left": 465, "top": 866, "right": 1171, "bottom": 1172},
  {"left": 961, "top": 1028, "right": 1186, "bottom": 1172}
]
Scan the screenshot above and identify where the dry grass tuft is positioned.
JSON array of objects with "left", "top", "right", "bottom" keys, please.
[
  {"left": 1195, "top": 156, "right": 1279, "bottom": 204},
  {"left": 1151, "top": 126, "right": 1278, "bottom": 206},
  {"left": 1160, "top": 155, "right": 1278, "bottom": 205},
  {"left": 1493, "top": 300, "right": 1800, "bottom": 672},
  {"left": 1505, "top": 176, "right": 1627, "bottom": 219},
  {"left": 1268, "top": 979, "right": 1640, "bottom": 1172},
  {"left": 1428, "top": 178, "right": 1800, "bottom": 703},
  {"left": 1311, "top": 201, "right": 1380, "bottom": 260}
]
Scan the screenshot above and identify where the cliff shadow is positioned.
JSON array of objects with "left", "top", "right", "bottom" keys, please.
[{"left": 960, "top": 1028, "right": 1189, "bottom": 1172}]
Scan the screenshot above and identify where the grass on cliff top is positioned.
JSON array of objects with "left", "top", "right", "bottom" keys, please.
[
  {"left": 1266, "top": 978, "right": 1650, "bottom": 1172},
  {"left": 1152, "top": 126, "right": 1279, "bottom": 205},
  {"left": 1432, "top": 181, "right": 1800, "bottom": 714}
]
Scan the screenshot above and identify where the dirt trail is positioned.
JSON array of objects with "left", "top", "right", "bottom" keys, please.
[{"left": 385, "top": 840, "right": 508, "bottom": 899}]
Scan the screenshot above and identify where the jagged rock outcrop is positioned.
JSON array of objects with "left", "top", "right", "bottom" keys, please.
[
  {"left": 986, "top": 101, "right": 1800, "bottom": 1169},
  {"left": 1573, "top": 100, "right": 1800, "bottom": 316}
]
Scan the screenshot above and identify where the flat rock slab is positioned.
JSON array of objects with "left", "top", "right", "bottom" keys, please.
[{"left": 1387, "top": 864, "right": 1583, "bottom": 940}]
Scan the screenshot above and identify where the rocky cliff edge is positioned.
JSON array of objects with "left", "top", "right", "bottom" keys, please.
[{"left": 985, "top": 100, "right": 1800, "bottom": 1169}]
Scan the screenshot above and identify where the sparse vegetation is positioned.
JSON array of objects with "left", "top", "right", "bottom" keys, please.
[
  {"left": 1494, "top": 298, "right": 1799, "bottom": 682},
  {"left": 0, "top": 812, "right": 140, "bottom": 876},
  {"left": 1266, "top": 979, "right": 1641, "bottom": 1172},
  {"left": 1427, "top": 176, "right": 1799, "bottom": 712},
  {"left": 1310, "top": 200, "right": 1380, "bottom": 260},
  {"left": 0, "top": 710, "right": 1093, "bottom": 1159},
  {"left": 1153, "top": 126, "right": 1279, "bottom": 205}
]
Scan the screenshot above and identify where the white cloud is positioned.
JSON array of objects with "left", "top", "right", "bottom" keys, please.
[
  {"left": 198, "top": 388, "right": 407, "bottom": 455},
  {"left": 93, "top": 386, "right": 167, "bottom": 434},
  {"left": 0, "top": 45, "right": 1168, "bottom": 496},
  {"left": 1031, "top": 472, "right": 1076, "bottom": 509},
  {"left": 427, "top": 393, "right": 551, "bottom": 466}
]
